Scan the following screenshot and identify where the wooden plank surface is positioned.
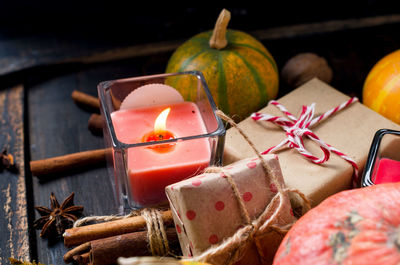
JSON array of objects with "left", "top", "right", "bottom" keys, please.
[
  {"left": 0, "top": 85, "right": 30, "bottom": 263},
  {"left": 28, "top": 70, "right": 116, "bottom": 265},
  {"left": 1, "top": 14, "right": 400, "bottom": 77}
]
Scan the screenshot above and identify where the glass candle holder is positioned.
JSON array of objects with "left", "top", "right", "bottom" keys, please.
[
  {"left": 361, "top": 129, "right": 400, "bottom": 187},
  {"left": 98, "top": 71, "right": 226, "bottom": 211}
]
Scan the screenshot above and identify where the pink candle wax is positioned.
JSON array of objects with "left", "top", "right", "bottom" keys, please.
[
  {"left": 111, "top": 101, "right": 211, "bottom": 206},
  {"left": 373, "top": 158, "right": 400, "bottom": 184}
]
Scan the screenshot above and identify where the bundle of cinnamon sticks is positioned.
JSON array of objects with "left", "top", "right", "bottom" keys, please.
[{"left": 63, "top": 209, "right": 180, "bottom": 265}]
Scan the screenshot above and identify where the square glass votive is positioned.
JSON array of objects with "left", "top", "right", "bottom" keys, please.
[
  {"left": 98, "top": 71, "right": 226, "bottom": 210},
  {"left": 361, "top": 129, "right": 400, "bottom": 187}
]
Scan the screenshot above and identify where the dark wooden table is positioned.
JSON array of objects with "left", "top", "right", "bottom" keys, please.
[{"left": 1, "top": 10, "right": 400, "bottom": 265}]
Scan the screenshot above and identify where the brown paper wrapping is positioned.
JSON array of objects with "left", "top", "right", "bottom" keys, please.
[
  {"left": 166, "top": 154, "right": 296, "bottom": 265},
  {"left": 224, "top": 78, "right": 400, "bottom": 208}
]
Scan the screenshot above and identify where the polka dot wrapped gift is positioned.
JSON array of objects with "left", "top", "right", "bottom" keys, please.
[{"left": 165, "top": 154, "right": 297, "bottom": 265}]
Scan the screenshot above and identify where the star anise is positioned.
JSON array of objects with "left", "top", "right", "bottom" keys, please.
[{"left": 34, "top": 192, "right": 84, "bottom": 239}]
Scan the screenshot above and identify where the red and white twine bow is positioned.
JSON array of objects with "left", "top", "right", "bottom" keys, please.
[{"left": 251, "top": 97, "right": 359, "bottom": 187}]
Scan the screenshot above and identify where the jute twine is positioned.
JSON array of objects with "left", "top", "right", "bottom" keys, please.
[
  {"left": 72, "top": 110, "right": 311, "bottom": 264},
  {"left": 73, "top": 210, "right": 142, "bottom": 228},
  {"left": 73, "top": 208, "right": 170, "bottom": 257},
  {"left": 181, "top": 110, "right": 310, "bottom": 265}
]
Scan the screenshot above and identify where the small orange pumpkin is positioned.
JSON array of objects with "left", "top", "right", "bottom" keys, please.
[{"left": 363, "top": 50, "right": 400, "bottom": 124}]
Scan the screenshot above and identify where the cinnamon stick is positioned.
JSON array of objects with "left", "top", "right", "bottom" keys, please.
[
  {"left": 93, "top": 228, "right": 179, "bottom": 265},
  {"left": 71, "top": 90, "right": 100, "bottom": 111},
  {"left": 73, "top": 252, "right": 90, "bottom": 265},
  {"left": 64, "top": 210, "right": 173, "bottom": 247},
  {"left": 64, "top": 228, "right": 180, "bottom": 265},
  {"left": 88, "top": 113, "right": 104, "bottom": 135},
  {"left": 63, "top": 242, "right": 91, "bottom": 263},
  {"left": 30, "top": 148, "right": 109, "bottom": 177}
]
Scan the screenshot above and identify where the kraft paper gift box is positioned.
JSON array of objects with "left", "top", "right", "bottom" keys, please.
[
  {"left": 224, "top": 78, "right": 400, "bottom": 208},
  {"left": 165, "top": 154, "right": 296, "bottom": 265}
]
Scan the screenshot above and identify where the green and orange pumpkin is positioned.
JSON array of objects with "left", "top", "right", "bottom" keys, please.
[
  {"left": 166, "top": 9, "right": 279, "bottom": 121},
  {"left": 273, "top": 182, "right": 400, "bottom": 265}
]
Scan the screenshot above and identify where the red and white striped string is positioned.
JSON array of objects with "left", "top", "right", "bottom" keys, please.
[{"left": 251, "top": 97, "right": 359, "bottom": 187}]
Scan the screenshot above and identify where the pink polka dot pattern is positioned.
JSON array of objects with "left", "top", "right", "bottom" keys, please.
[
  {"left": 242, "top": 192, "right": 253, "bottom": 202},
  {"left": 186, "top": 210, "right": 196, "bottom": 220},
  {"left": 246, "top": 162, "right": 257, "bottom": 169},
  {"left": 192, "top": 179, "right": 202, "bottom": 187},
  {"left": 269, "top": 183, "right": 278, "bottom": 193},
  {"left": 208, "top": 234, "right": 219, "bottom": 244},
  {"left": 215, "top": 201, "right": 225, "bottom": 211},
  {"left": 166, "top": 152, "right": 292, "bottom": 260}
]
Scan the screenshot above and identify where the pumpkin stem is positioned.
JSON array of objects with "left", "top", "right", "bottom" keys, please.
[{"left": 209, "top": 9, "right": 231, "bottom": 50}]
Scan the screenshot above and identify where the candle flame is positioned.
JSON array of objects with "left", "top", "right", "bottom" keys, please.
[{"left": 154, "top": 107, "right": 171, "bottom": 134}]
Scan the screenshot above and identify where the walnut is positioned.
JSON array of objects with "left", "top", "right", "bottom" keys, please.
[{"left": 281, "top": 53, "right": 333, "bottom": 88}]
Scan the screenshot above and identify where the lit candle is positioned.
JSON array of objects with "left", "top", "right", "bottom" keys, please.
[{"left": 111, "top": 97, "right": 211, "bottom": 207}]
